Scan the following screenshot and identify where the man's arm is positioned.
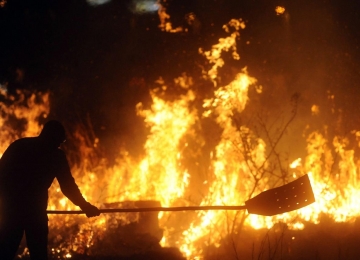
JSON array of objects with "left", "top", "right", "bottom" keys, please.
[{"left": 55, "top": 151, "right": 100, "bottom": 217}]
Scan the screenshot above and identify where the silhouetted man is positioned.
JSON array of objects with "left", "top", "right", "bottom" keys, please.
[{"left": 0, "top": 120, "right": 101, "bottom": 260}]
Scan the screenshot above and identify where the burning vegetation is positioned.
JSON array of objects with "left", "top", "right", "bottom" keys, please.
[{"left": 2, "top": 6, "right": 360, "bottom": 260}]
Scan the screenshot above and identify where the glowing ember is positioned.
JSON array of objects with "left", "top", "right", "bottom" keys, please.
[
  {"left": 275, "top": 6, "right": 286, "bottom": 15},
  {"left": 311, "top": 104, "right": 320, "bottom": 115}
]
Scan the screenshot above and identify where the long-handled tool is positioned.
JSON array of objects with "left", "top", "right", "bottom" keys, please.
[{"left": 47, "top": 174, "right": 315, "bottom": 216}]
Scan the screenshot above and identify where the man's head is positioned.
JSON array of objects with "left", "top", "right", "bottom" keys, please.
[{"left": 39, "top": 120, "right": 66, "bottom": 147}]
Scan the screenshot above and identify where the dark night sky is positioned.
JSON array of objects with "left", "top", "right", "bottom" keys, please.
[{"left": 1, "top": 0, "right": 360, "bottom": 159}]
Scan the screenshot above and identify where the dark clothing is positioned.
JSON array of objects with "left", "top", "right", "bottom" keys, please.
[
  {"left": 0, "top": 214, "right": 48, "bottom": 259},
  {"left": 0, "top": 137, "right": 90, "bottom": 259}
]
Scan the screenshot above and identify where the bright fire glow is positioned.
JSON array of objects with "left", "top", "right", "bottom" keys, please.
[
  {"left": 275, "top": 6, "right": 286, "bottom": 15},
  {"left": 2, "top": 16, "right": 360, "bottom": 260},
  {"left": 157, "top": 1, "right": 183, "bottom": 33}
]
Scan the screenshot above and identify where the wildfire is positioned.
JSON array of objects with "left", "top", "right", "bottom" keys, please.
[{"left": 1, "top": 13, "right": 360, "bottom": 260}]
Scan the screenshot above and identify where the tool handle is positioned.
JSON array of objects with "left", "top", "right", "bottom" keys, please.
[{"left": 47, "top": 205, "right": 247, "bottom": 214}]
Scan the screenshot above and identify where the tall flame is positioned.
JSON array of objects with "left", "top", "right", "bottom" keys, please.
[
  {"left": 180, "top": 70, "right": 263, "bottom": 257},
  {"left": 105, "top": 77, "right": 196, "bottom": 206}
]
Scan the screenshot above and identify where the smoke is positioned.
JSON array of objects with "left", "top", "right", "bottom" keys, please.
[
  {"left": 86, "top": 0, "right": 159, "bottom": 13},
  {"left": 86, "top": 0, "right": 111, "bottom": 6},
  {"left": 128, "top": 0, "right": 159, "bottom": 14}
]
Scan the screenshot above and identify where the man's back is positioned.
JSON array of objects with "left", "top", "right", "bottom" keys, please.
[
  {"left": 0, "top": 120, "right": 100, "bottom": 260},
  {"left": 0, "top": 137, "right": 67, "bottom": 215}
]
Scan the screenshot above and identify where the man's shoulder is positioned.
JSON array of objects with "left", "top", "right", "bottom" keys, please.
[
  {"left": 10, "top": 137, "right": 37, "bottom": 147},
  {"left": 14, "top": 137, "right": 36, "bottom": 143},
  {"left": 10, "top": 137, "right": 66, "bottom": 156}
]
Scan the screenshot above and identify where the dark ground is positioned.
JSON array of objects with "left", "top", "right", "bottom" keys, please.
[{"left": 14, "top": 216, "right": 360, "bottom": 260}]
